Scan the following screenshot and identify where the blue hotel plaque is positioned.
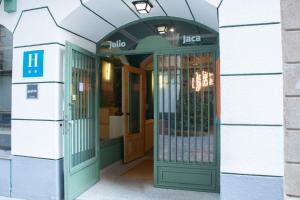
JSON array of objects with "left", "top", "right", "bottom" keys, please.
[{"left": 23, "top": 50, "right": 44, "bottom": 78}]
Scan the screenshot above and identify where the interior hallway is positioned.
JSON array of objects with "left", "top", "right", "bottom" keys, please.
[{"left": 77, "top": 156, "right": 220, "bottom": 200}]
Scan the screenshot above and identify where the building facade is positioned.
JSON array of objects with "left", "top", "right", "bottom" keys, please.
[{"left": 0, "top": 0, "right": 298, "bottom": 200}]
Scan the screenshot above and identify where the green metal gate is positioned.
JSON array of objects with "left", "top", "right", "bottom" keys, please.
[
  {"left": 64, "top": 42, "right": 100, "bottom": 200},
  {"left": 154, "top": 46, "right": 220, "bottom": 192}
]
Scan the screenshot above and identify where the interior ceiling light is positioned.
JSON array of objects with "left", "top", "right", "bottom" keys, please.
[
  {"left": 169, "top": 27, "right": 175, "bottom": 32},
  {"left": 157, "top": 25, "right": 168, "bottom": 34},
  {"left": 132, "top": 0, "right": 153, "bottom": 14}
]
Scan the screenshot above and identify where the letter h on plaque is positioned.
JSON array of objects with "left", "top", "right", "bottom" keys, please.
[{"left": 23, "top": 50, "right": 44, "bottom": 78}]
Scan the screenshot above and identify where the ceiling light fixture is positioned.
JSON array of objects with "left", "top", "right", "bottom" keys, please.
[
  {"left": 157, "top": 25, "right": 168, "bottom": 34},
  {"left": 132, "top": 0, "right": 153, "bottom": 14},
  {"left": 169, "top": 27, "right": 175, "bottom": 32}
]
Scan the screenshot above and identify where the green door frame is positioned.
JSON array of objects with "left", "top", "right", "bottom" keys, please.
[
  {"left": 98, "top": 44, "right": 220, "bottom": 192},
  {"left": 64, "top": 42, "right": 100, "bottom": 200}
]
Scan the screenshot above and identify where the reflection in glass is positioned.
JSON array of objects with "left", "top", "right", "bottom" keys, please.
[
  {"left": 0, "top": 25, "right": 13, "bottom": 152},
  {"left": 128, "top": 73, "right": 140, "bottom": 134},
  {"left": 158, "top": 53, "right": 216, "bottom": 163}
]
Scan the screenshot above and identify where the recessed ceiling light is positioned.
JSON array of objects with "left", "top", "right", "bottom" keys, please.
[
  {"left": 169, "top": 27, "right": 175, "bottom": 32},
  {"left": 157, "top": 25, "right": 168, "bottom": 34},
  {"left": 132, "top": 0, "right": 153, "bottom": 14}
]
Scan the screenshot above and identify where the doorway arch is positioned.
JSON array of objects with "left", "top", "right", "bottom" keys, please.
[{"left": 63, "top": 14, "right": 220, "bottom": 200}]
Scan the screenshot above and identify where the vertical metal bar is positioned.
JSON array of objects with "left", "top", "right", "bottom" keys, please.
[
  {"left": 92, "top": 57, "right": 95, "bottom": 157},
  {"left": 213, "top": 52, "right": 217, "bottom": 163},
  {"left": 181, "top": 54, "right": 184, "bottom": 162},
  {"left": 187, "top": 54, "right": 190, "bottom": 162},
  {"left": 200, "top": 53, "right": 204, "bottom": 162},
  {"left": 70, "top": 50, "right": 76, "bottom": 166},
  {"left": 156, "top": 56, "right": 160, "bottom": 161},
  {"left": 76, "top": 51, "right": 80, "bottom": 166},
  {"left": 82, "top": 55, "right": 86, "bottom": 162},
  {"left": 90, "top": 57, "right": 93, "bottom": 158},
  {"left": 154, "top": 53, "right": 158, "bottom": 184},
  {"left": 193, "top": 53, "right": 197, "bottom": 162},
  {"left": 174, "top": 54, "right": 177, "bottom": 162},
  {"left": 86, "top": 56, "right": 89, "bottom": 160},
  {"left": 168, "top": 55, "right": 171, "bottom": 161},
  {"left": 162, "top": 55, "right": 165, "bottom": 160},
  {"left": 79, "top": 53, "right": 83, "bottom": 164},
  {"left": 207, "top": 53, "right": 211, "bottom": 163},
  {"left": 91, "top": 57, "right": 94, "bottom": 157},
  {"left": 88, "top": 57, "right": 92, "bottom": 158}
]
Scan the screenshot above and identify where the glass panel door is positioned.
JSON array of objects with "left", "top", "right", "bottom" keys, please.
[
  {"left": 128, "top": 73, "right": 140, "bottom": 134},
  {"left": 64, "top": 42, "right": 99, "bottom": 200},
  {"left": 123, "top": 65, "right": 146, "bottom": 163}
]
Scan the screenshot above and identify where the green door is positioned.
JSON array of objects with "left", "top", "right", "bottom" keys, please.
[
  {"left": 154, "top": 46, "right": 220, "bottom": 192},
  {"left": 64, "top": 42, "right": 100, "bottom": 200}
]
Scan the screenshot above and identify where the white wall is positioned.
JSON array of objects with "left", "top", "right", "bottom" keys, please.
[
  {"left": 219, "top": 0, "right": 284, "bottom": 177},
  {"left": 0, "top": 0, "right": 284, "bottom": 175},
  {"left": 10, "top": 7, "right": 96, "bottom": 159}
]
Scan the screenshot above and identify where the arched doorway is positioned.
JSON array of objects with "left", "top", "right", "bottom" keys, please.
[{"left": 63, "top": 17, "right": 220, "bottom": 200}]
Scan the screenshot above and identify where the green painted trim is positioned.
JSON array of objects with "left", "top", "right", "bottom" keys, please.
[
  {"left": 64, "top": 41, "right": 99, "bottom": 200},
  {"left": 221, "top": 172, "right": 283, "bottom": 178},
  {"left": 4, "top": 0, "right": 16, "bottom": 13},
  {"left": 100, "top": 137, "right": 123, "bottom": 147},
  {"left": 220, "top": 72, "right": 282, "bottom": 76},
  {"left": 11, "top": 119, "right": 63, "bottom": 121},
  {"left": 97, "top": 16, "right": 218, "bottom": 52},
  {"left": 12, "top": 81, "right": 64, "bottom": 84},
  {"left": 11, "top": 155, "right": 62, "bottom": 161},
  {"left": 221, "top": 123, "right": 283, "bottom": 127},
  {"left": 135, "top": 35, "right": 172, "bottom": 51},
  {"left": 155, "top": 0, "right": 168, "bottom": 16},
  {"left": 217, "top": 0, "right": 224, "bottom": 9},
  {"left": 184, "top": 0, "right": 195, "bottom": 21},
  {"left": 100, "top": 137, "right": 123, "bottom": 169},
  {"left": 220, "top": 22, "right": 280, "bottom": 29},
  {"left": 12, "top": 7, "right": 96, "bottom": 44},
  {"left": 98, "top": 45, "right": 218, "bottom": 57},
  {"left": 80, "top": 0, "right": 116, "bottom": 28},
  {"left": 14, "top": 42, "right": 65, "bottom": 48}
]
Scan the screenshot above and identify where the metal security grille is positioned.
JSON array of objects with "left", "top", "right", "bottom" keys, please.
[
  {"left": 157, "top": 51, "right": 216, "bottom": 163},
  {"left": 154, "top": 47, "right": 219, "bottom": 192},
  {"left": 70, "top": 49, "right": 96, "bottom": 167}
]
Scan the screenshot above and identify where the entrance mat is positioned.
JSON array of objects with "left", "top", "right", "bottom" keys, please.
[{"left": 122, "top": 160, "right": 153, "bottom": 180}]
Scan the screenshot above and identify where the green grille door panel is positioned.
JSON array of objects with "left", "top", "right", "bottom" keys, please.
[
  {"left": 64, "top": 42, "right": 100, "bottom": 200},
  {"left": 154, "top": 46, "right": 220, "bottom": 192}
]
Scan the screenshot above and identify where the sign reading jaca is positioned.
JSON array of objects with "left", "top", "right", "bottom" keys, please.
[{"left": 182, "top": 35, "right": 202, "bottom": 45}]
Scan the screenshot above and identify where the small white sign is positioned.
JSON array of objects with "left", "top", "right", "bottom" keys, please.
[{"left": 79, "top": 82, "right": 84, "bottom": 92}]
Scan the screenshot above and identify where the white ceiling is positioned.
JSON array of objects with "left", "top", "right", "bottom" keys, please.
[{"left": 59, "top": 0, "right": 220, "bottom": 43}]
